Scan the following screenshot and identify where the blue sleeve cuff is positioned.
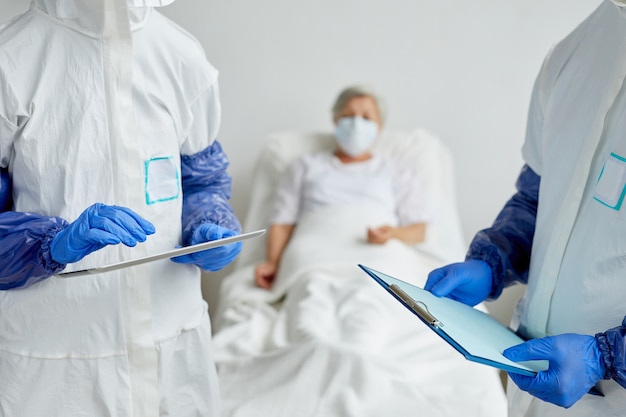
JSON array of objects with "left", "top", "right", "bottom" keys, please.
[
  {"left": 0, "top": 212, "right": 68, "bottom": 290},
  {"left": 595, "top": 316, "right": 626, "bottom": 389},
  {"left": 466, "top": 165, "right": 540, "bottom": 298},
  {"left": 180, "top": 141, "right": 241, "bottom": 245}
]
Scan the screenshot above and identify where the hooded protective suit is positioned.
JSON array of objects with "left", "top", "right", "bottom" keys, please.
[
  {"left": 454, "top": 1, "right": 626, "bottom": 415},
  {"left": 0, "top": 0, "right": 239, "bottom": 415}
]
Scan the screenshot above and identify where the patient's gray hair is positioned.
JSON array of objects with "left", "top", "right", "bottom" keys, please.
[{"left": 331, "top": 85, "right": 387, "bottom": 125}]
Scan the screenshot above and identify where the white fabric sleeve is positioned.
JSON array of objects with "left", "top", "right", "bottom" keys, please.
[
  {"left": 394, "top": 165, "right": 432, "bottom": 227},
  {"left": 521, "top": 50, "right": 553, "bottom": 176},
  {"left": 0, "top": 73, "right": 18, "bottom": 169},
  {"left": 180, "top": 82, "right": 222, "bottom": 155},
  {"left": 271, "top": 157, "right": 306, "bottom": 225},
  {"left": 0, "top": 114, "right": 17, "bottom": 169}
]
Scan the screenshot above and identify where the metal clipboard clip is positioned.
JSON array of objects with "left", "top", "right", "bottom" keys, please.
[{"left": 389, "top": 284, "right": 443, "bottom": 329}]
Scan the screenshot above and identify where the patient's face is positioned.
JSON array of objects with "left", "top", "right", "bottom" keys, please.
[{"left": 336, "top": 96, "right": 382, "bottom": 130}]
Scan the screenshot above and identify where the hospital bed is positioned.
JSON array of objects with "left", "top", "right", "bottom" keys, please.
[{"left": 211, "top": 129, "right": 507, "bottom": 417}]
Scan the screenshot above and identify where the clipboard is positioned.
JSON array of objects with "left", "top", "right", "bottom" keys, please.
[
  {"left": 359, "top": 264, "right": 548, "bottom": 376},
  {"left": 58, "top": 229, "right": 266, "bottom": 278}
]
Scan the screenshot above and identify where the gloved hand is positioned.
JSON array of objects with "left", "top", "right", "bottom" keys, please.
[
  {"left": 50, "top": 203, "right": 155, "bottom": 264},
  {"left": 503, "top": 334, "right": 606, "bottom": 408},
  {"left": 423, "top": 260, "right": 492, "bottom": 306},
  {"left": 171, "top": 223, "right": 242, "bottom": 271}
]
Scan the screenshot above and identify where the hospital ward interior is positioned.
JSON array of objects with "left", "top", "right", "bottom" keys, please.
[{"left": 0, "top": 1, "right": 610, "bottom": 417}]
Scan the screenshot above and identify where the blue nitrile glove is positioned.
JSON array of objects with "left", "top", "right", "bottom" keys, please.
[
  {"left": 171, "top": 223, "right": 242, "bottom": 271},
  {"left": 50, "top": 203, "right": 155, "bottom": 264},
  {"left": 424, "top": 260, "right": 492, "bottom": 306},
  {"left": 503, "top": 334, "right": 607, "bottom": 408}
]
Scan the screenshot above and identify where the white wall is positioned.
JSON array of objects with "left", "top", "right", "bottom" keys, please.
[
  {"left": 156, "top": 0, "right": 601, "bottom": 241},
  {"left": 0, "top": 0, "right": 603, "bottom": 321},
  {"left": 158, "top": 0, "right": 601, "bottom": 323}
]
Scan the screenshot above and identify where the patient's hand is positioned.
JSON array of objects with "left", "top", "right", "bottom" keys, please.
[
  {"left": 368, "top": 223, "right": 426, "bottom": 245},
  {"left": 255, "top": 262, "right": 277, "bottom": 289},
  {"left": 367, "top": 226, "right": 393, "bottom": 244}
]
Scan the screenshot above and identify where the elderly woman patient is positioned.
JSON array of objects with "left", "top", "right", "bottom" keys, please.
[
  {"left": 256, "top": 85, "right": 431, "bottom": 289},
  {"left": 212, "top": 85, "right": 507, "bottom": 417}
]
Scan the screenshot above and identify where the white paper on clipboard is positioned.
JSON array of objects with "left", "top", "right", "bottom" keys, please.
[{"left": 58, "top": 229, "right": 266, "bottom": 278}]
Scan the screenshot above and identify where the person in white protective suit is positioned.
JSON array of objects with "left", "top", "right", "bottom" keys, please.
[
  {"left": 0, "top": 0, "right": 242, "bottom": 416},
  {"left": 424, "top": 1, "right": 626, "bottom": 416}
]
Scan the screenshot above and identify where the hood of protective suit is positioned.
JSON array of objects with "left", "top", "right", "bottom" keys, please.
[{"left": 31, "top": 0, "right": 175, "bottom": 36}]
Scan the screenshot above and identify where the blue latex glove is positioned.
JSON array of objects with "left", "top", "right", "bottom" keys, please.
[
  {"left": 171, "top": 223, "right": 242, "bottom": 271},
  {"left": 503, "top": 334, "right": 606, "bottom": 408},
  {"left": 50, "top": 203, "right": 155, "bottom": 264},
  {"left": 424, "top": 260, "right": 492, "bottom": 306}
]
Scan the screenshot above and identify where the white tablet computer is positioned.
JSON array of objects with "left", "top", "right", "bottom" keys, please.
[{"left": 58, "top": 229, "right": 265, "bottom": 278}]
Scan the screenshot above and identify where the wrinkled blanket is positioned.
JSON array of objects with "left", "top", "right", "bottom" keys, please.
[{"left": 212, "top": 205, "right": 507, "bottom": 417}]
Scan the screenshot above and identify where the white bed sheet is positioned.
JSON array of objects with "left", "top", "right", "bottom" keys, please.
[{"left": 212, "top": 130, "right": 507, "bottom": 417}]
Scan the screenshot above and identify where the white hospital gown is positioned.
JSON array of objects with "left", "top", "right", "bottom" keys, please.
[{"left": 272, "top": 152, "right": 430, "bottom": 226}]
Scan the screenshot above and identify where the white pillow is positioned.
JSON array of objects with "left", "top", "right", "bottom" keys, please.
[{"left": 236, "top": 128, "right": 466, "bottom": 267}]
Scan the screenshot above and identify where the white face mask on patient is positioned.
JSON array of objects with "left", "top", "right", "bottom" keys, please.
[{"left": 334, "top": 116, "right": 379, "bottom": 157}]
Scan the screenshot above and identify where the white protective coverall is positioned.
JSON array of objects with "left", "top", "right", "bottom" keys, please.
[
  {"left": 508, "top": 0, "right": 626, "bottom": 415},
  {"left": 0, "top": 0, "right": 226, "bottom": 415}
]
